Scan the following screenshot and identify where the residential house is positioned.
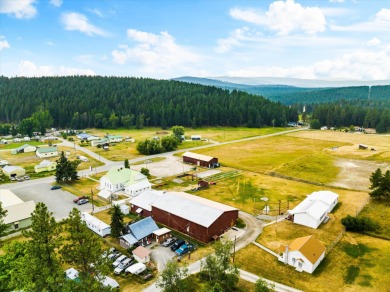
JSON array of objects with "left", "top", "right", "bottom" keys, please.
[
  {"left": 2, "top": 165, "right": 26, "bottom": 178},
  {"left": 76, "top": 133, "right": 91, "bottom": 140},
  {"left": 119, "top": 217, "right": 159, "bottom": 248},
  {"left": 306, "top": 191, "right": 339, "bottom": 213},
  {"left": 0, "top": 189, "right": 36, "bottom": 231},
  {"left": 278, "top": 235, "right": 326, "bottom": 274},
  {"left": 34, "top": 160, "right": 57, "bottom": 173},
  {"left": 11, "top": 144, "right": 36, "bottom": 154},
  {"left": 91, "top": 138, "right": 109, "bottom": 147},
  {"left": 99, "top": 166, "right": 151, "bottom": 197},
  {"left": 106, "top": 135, "right": 123, "bottom": 143},
  {"left": 81, "top": 212, "right": 111, "bottom": 237},
  {"left": 36, "top": 147, "right": 59, "bottom": 158},
  {"left": 132, "top": 246, "right": 151, "bottom": 263}
]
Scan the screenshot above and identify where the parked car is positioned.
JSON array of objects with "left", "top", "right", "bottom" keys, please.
[
  {"left": 51, "top": 185, "right": 62, "bottom": 190},
  {"left": 112, "top": 255, "right": 128, "bottom": 268},
  {"left": 77, "top": 199, "right": 89, "bottom": 205},
  {"left": 142, "top": 273, "right": 153, "bottom": 281},
  {"left": 108, "top": 251, "right": 121, "bottom": 261},
  {"left": 161, "top": 237, "right": 176, "bottom": 247},
  {"left": 24, "top": 175, "right": 30, "bottom": 180},
  {"left": 175, "top": 244, "right": 195, "bottom": 256},
  {"left": 170, "top": 239, "right": 185, "bottom": 251},
  {"left": 114, "top": 257, "right": 134, "bottom": 275},
  {"left": 73, "top": 196, "right": 88, "bottom": 203}
]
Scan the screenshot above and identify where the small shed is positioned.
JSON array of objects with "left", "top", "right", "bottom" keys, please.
[
  {"left": 2, "top": 165, "right": 26, "bottom": 178},
  {"left": 153, "top": 227, "right": 171, "bottom": 243},
  {"left": 182, "top": 151, "right": 219, "bottom": 168},
  {"left": 191, "top": 135, "right": 201, "bottom": 140},
  {"left": 65, "top": 268, "right": 80, "bottom": 281},
  {"left": 358, "top": 144, "right": 368, "bottom": 150},
  {"left": 132, "top": 246, "right": 152, "bottom": 263}
]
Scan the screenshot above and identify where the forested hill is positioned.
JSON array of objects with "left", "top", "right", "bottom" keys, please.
[
  {"left": 174, "top": 77, "right": 390, "bottom": 107},
  {"left": 0, "top": 76, "right": 298, "bottom": 129}
]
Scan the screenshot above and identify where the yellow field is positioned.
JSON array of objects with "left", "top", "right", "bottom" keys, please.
[{"left": 288, "top": 130, "right": 390, "bottom": 162}]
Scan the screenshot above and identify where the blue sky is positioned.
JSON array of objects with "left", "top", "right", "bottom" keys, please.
[{"left": 1, "top": 0, "right": 390, "bottom": 80}]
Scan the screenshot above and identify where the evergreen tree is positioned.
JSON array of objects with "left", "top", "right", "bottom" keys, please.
[
  {"left": 0, "top": 202, "right": 8, "bottom": 239},
  {"left": 11, "top": 203, "right": 64, "bottom": 291},
  {"left": 55, "top": 151, "right": 80, "bottom": 183},
  {"left": 124, "top": 158, "right": 130, "bottom": 169},
  {"left": 140, "top": 167, "right": 150, "bottom": 177},
  {"left": 61, "top": 208, "right": 110, "bottom": 290},
  {"left": 110, "top": 205, "right": 124, "bottom": 238},
  {"left": 0, "top": 241, "right": 27, "bottom": 291},
  {"left": 369, "top": 168, "right": 390, "bottom": 200}
]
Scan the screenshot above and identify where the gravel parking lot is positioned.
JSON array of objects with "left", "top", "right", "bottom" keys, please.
[
  {"left": 2, "top": 179, "right": 90, "bottom": 220},
  {"left": 131, "top": 156, "right": 193, "bottom": 178},
  {"left": 150, "top": 243, "right": 176, "bottom": 271}
]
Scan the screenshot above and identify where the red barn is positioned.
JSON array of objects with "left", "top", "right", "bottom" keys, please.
[
  {"left": 182, "top": 152, "right": 219, "bottom": 168},
  {"left": 131, "top": 191, "right": 238, "bottom": 243}
]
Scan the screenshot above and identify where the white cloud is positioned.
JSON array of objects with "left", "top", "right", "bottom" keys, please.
[
  {"left": 226, "top": 45, "right": 390, "bottom": 80},
  {"left": 216, "top": 27, "right": 262, "bottom": 53},
  {"left": 17, "top": 60, "right": 96, "bottom": 77},
  {"left": 329, "top": 0, "right": 345, "bottom": 3},
  {"left": 49, "top": 0, "right": 62, "bottom": 8},
  {"left": 45, "top": 41, "right": 54, "bottom": 46},
  {"left": 0, "top": 0, "right": 37, "bottom": 19},
  {"left": 0, "top": 36, "right": 10, "bottom": 51},
  {"left": 89, "top": 8, "right": 104, "bottom": 18},
  {"left": 112, "top": 29, "right": 203, "bottom": 74},
  {"left": 331, "top": 8, "right": 390, "bottom": 32},
  {"left": 230, "top": 0, "right": 326, "bottom": 35},
  {"left": 366, "top": 37, "right": 381, "bottom": 47},
  {"left": 61, "top": 12, "right": 107, "bottom": 36}
]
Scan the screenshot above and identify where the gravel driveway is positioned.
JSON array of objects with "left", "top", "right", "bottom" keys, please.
[
  {"left": 150, "top": 243, "right": 176, "bottom": 271},
  {"left": 130, "top": 156, "right": 193, "bottom": 178}
]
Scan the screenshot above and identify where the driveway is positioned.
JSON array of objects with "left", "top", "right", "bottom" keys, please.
[{"left": 150, "top": 243, "right": 176, "bottom": 271}]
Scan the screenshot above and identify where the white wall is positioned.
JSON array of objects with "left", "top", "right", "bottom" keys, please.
[
  {"left": 279, "top": 250, "right": 324, "bottom": 274},
  {"left": 125, "top": 182, "right": 151, "bottom": 197},
  {"left": 293, "top": 213, "right": 323, "bottom": 229}
]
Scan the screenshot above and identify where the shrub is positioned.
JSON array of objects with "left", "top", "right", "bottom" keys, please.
[{"left": 341, "top": 215, "right": 379, "bottom": 232}]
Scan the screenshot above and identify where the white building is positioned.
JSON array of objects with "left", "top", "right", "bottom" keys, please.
[
  {"left": 99, "top": 166, "right": 151, "bottom": 197},
  {"left": 36, "top": 147, "right": 59, "bottom": 158},
  {"left": 278, "top": 235, "right": 326, "bottom": 274},
  {"left": 288, "top": 191, "right": 339, "bottom": 229},
  {"left": 81, "top": 212, "right": 111, "bottom": 237}
]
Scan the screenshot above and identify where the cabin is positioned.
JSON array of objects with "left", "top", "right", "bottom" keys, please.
[
  {"left": 132, "top": 246, "right": 152, "bottom": 263},
  {"left": 119, "top": 217, "right": 159, "bottom": 248}
]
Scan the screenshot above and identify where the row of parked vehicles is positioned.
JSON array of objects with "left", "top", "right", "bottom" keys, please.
[
  {"left": 105, "top": 249, "right": 150, "bottom": 279},
  {"left": 161, "top": 237, "right": 196, "bottom": 256}
]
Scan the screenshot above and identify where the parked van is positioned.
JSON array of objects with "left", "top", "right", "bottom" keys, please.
[{"left": 125, "top": 262, "right": 146, "bottom": 275}]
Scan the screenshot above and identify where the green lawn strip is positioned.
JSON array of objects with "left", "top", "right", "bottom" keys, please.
[{"left": 357, "top": 199, "right": 390, "bottom": 240}]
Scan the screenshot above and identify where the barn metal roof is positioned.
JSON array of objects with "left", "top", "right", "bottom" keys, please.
[
  {"left": 130, "top": 190, "right": 164, "bottom": 211},
  {"left": 151, "top": 191, "right": 237, "bottom": 228},
  {"left": 128, "top": 216, "right": 159, "bottom": 240},
  {"left": 307, "top": 191, "right": 338, "bottom": 206},
  {"left": 182, "top": 151, "right": 216, "bottom": 162}
]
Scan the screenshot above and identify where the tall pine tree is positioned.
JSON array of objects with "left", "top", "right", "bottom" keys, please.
[{"left": 110, "top": 205, "right": 124, "bottom": 238}]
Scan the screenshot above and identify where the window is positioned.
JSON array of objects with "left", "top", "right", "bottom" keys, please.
[{"left": 14, "top": 222, "right": 19, "bottom": 229}]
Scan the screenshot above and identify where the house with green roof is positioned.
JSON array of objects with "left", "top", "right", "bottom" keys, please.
[
  {"left": 99, "top": 166, "right": 151, "bottom": 197},
  {"left": 106, "top": 135, "right": 123, "bottom": 143},
  {"left": 36, "top": 147, "right": 59, "bottom": 158},
  {"left": 91, "top": 138, "right": 109, "bottom": 147}
]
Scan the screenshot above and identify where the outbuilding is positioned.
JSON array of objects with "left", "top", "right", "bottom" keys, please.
[
  {"left": 153, "top": 227, "right": 171, "bottom": 243},
  {"left": 182, "top": 151, "right": 219, "bottom": 168},
  {"left": 81, "top": 212, "right": 111, "bottom": 237},
  {"left": 132, "top": 246, "right": 152, "bottom": 263},
  {"left": 133, "top": 191, "right": 238, "bottom": 243},
  {"left": 11, "top": 144, "right": 37, "bottom": 155},
  {"left": 2, "top": 165, "right": 26, "bottom": 178},
  {"left": 119, "top": 217, "right": 159, "bottom": 248},
  {"left": 130, "top": 190, "right": 165, "bottom": 217},
  {"left": 34, "top": 160, "right": 57, "bottom": 173}
]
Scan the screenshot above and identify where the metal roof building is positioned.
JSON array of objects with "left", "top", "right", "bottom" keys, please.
[{"left": 182, "top": 151, "right": 219, "bottom": 168}]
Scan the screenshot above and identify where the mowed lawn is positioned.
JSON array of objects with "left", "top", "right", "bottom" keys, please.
[
  {"left": 191, "top": 135, "right": 347, "bottom": 184},
  {"left": 357, "top": 199, "right": 390, "bottom": 240},
  {"left": 288, "top": 130, "right": 390, "bottom": 163},
  {"left": 235, "top": 233, "right": 390, "bottom": 292}
]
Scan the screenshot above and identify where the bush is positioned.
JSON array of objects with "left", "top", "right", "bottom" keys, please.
[{"left": 341, "top": 215, "right": 379, "bottom": 233}]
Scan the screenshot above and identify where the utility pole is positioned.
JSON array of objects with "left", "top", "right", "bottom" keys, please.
[
  {"left": 90, "top": 189, "right": 95, "bottom": 214},
  {"left": 232, "top": 235, "right": 237, "bottom": 263},
  {"left": 278, "top": 200, "right": 281, "bottom": 215}
]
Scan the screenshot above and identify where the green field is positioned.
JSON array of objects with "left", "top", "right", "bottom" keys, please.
[{"left": 358, "top": 199, "right": 390, "bottom": 240}]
